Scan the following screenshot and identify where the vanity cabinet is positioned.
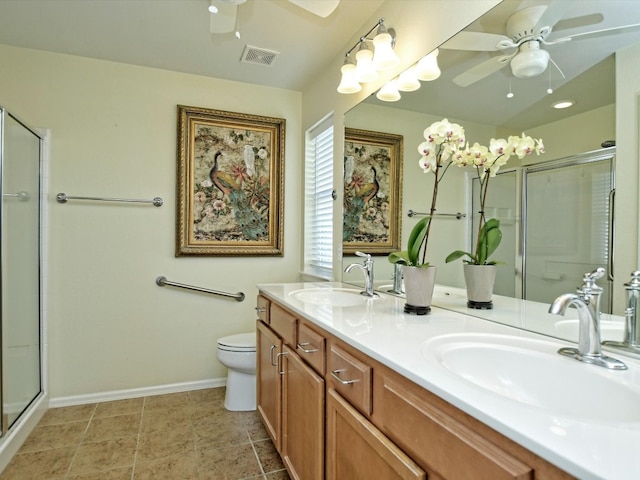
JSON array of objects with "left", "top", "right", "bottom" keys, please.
[
  {"left": 256, "top": 295, "right": 325, "bottom": 480},
  {"left": 257, "top": 293, "right": 573, "bottom": 480}
]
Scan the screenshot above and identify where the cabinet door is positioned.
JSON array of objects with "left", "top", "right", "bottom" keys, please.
[
  {"left": 281, "top": 345, "right": 325, "bottom": 480},
  {"left": 326, "top": 389, "right": 426, "bottom": 480},
  {"left": 257, "top": 320, "right": 282, "bottom": 451}
]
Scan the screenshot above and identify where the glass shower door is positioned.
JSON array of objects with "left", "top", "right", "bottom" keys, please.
[
  {"left": 1, "top": 109, "right": 42, "bottom": 431},
  {"left": 523, "top": 154, "right": 614, "bottom": 313}
]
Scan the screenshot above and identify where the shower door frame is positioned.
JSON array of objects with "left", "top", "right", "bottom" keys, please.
[{"left": 0, "top": 107, "right": 46, "bottom": 436}]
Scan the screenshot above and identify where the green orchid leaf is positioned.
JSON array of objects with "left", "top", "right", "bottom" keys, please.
[
  {"left": 407, "top": 216, "right": 430, "bottom": 266},
  {"left": 445, "top": 250, "right": 474, "bottom": 263},
  {"left": 388, "top": 251, "right": 410, "bottom": 265}
]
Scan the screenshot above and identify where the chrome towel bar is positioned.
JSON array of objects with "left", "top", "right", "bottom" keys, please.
[
  {"left": 56, "top": 192, "right": 163, "bottom": 207},
  {"left": 407, "top": 209, "right": 466, "bottom": 219},
  {"left": 156, "top": 276, "right": 245, "bottom": 302},
  {"left": 3, "top": 191, "right": 30, "bottom": 201}
]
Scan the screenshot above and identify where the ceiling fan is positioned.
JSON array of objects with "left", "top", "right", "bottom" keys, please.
[
  {"left": 210, "top": 0, "right": 340, "bottom": 34},
  {"left": 442, "top": 1, "right": 640, "bottom": 87}
]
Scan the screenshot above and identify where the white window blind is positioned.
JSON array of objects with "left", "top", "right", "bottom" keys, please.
[{"left": 304, "top": 118, "right": 334, "bottom": 279}]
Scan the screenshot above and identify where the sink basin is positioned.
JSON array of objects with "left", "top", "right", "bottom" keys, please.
[
  {"left": 289, "top": 287, "right": 367, "bottom": 307},
  {"left": 554, "top": 319, "right": 624, "bottom": 341},
  {"left": 422, "top": 333, "right": 640, "bottom": 422}
]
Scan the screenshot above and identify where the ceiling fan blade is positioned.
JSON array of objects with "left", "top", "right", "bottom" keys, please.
[
  {"left": 441, "top": 31, "right": 513, "bottom": 51},
  {"left": 453, "top": 54, "right": 512, "bottom": 87},
  {"left": 288, "top": 0, "right": 339, "bottom": 18},
  {"left": 210, "top": 2, "right": 238, "bottom": 34},
  {"left": 556, "top": 22, "right": 640, "bottom": 43},
  {"left": 533, "top": 0, "right": 566, "bottom": 30}
]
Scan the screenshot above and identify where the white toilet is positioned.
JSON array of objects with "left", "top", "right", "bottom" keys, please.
[{"left": 216, "top": 332, "right": 257, "bottom": 411}]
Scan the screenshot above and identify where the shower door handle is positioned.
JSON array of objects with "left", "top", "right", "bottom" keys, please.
[{"left": 608, "top": 188, "right": 615, "bottom": 282}]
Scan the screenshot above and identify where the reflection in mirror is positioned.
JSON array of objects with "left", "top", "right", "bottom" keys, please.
[{"left": 342, "top": 0, "right": 640, "bottom": 337}]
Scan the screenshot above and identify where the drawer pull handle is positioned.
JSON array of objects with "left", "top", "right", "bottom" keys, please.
[
  {"left": 331, "top": 369, "right": 358, "bottom": 385},
  {"left": 270, "top": 345, "right": 278, "bottom": 366},
  {"left": 255, "top": 306, "right": 267, "bottom": 312},
  {"left": 297, "top": 342, "right": 318, "bottom": 354}
]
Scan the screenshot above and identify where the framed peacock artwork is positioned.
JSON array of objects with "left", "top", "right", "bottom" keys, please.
[
  {"left": 343, "top": 128, "right": 403, "bottom": 255},
  {"left": 176, "top": 105, "right": 285, "bottom": 256}
]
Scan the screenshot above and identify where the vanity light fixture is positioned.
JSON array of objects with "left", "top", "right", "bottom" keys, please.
[
  {"left": 553, "top": 100, "right": 575, "bottom": 109},
  {"left": 415, "top": 49, "right": 441, "bottom": 81},
  {"left": 396, "top": 67, "right": 420, "bottom": 92},
  {"left": 337, "top": 18, "right": 397, "bottom": 94},
  {"left": 376, "top": 79, "right": 401, "bottom": 102},
  {"left": 337, "top": 54, "right": 362, "bottom": 94}
]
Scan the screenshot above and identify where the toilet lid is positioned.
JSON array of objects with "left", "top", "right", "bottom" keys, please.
[{"left": 218, "top": 332, "right": 256, "bottom": 351}]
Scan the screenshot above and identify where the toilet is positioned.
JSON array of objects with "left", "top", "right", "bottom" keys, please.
[{"left": 216, "top": 332, "right": 257, "bottom": 411}]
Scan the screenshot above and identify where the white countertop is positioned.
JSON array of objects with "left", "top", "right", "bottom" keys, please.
[{"left": 257, "top": 281, "right": 640, "bottom": 480}]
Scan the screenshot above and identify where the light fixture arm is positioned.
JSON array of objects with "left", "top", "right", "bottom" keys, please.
[{"left": 343, "top": 18, "right": 396, "bottom": 58}]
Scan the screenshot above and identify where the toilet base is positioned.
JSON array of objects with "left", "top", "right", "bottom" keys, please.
[{"left": 224, "top": 370, "right": 256, "bottom": 411}]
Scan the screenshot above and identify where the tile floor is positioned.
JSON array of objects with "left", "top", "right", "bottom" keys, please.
[{"left": 0, "top": 387, "right": 290, "bottom": 479}]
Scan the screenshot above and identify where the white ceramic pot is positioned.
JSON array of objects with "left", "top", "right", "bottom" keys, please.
[
  {"left": 463, "top": 264, "right": 497, "bottom": 309},
  {"left": 403, "top": 265, "right": 437, "bottom": 315}
]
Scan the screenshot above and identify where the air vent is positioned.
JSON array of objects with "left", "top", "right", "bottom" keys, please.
[{"left": 240, "top": 45, "right": 279, "bottom": 66}]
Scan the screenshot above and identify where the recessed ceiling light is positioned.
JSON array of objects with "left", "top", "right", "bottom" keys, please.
[{"left": 553, "top": 100, "right": 575, "bottom": 109}]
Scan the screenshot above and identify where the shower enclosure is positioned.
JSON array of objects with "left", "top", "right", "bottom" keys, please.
[
  {"left": 0, "top": 107, "right": 45, "bottom": 439},
  {"left": 471, "top": 148, "right": 615, "bottom": 313}
]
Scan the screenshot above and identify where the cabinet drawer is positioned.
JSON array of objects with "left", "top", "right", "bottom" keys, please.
[
  {"left": 328, "top": 343, "right": 372, "bottom": 415},
  {"left": 296, "top": 323, "right": 326, "bottom": 375},
  {"left": 256, "top": 295, "right": 270, "bottom": 324},
  {"left": 375, "top": 374, "right": 532, "bottom": 480},
  {"left": 270, "top": 303, "right": 297, "bottom": 347}
]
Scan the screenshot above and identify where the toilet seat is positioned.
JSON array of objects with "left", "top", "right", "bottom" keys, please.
[{"left": 218, "top": 332, "right": 256, "bottom": 352}]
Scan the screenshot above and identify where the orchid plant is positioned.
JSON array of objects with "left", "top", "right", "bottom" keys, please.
[
  {"left": 388, "top": 119, "right": 467, "bottom": 268},
  {"left": 446, "top": 133, "right": 545, "bottom": 265}
]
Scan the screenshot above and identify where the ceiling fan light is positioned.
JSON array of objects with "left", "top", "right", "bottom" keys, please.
[
  {"left": 337, "top": 62, "right": 362, "bottom": 94},
  {"left": 397, "top": 67, "right": 420, "bottom": 92},
  {"left": 376, "top": 80, "right": 401, "bottom": 102},
  {"left": 510, "top": 42, "right": 550, "bottom": 78},
  {"left": 355, "top": 43, "right": 378, "bottom": 83}
]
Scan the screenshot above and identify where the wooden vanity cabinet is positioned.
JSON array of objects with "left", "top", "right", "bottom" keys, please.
[
  {"left": 258, "top": 295, "right": 573, "bottom": 480},
  {"left": 256, "top": 296, "right": 325, "bottom": 480}
]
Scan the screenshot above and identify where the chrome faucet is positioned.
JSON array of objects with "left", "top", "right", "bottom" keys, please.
[
  {"left": 548, "top": 268, "right": 626, "bottom": 370},
  {"left": 344, "top": 251, "right": 378, "bottom": 298},
  {"left": 388, "top": 263, "right": 404, "bottom": 295},
  {"left": 603, "top": 271, "right": 640, "bottom": 354}
]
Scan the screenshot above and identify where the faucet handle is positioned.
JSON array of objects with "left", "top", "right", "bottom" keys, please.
[
  {"left": 579, "top": 267, "right": 605, "bottom": 297},
  {"left": 355, "top": 251, "right": 372, "bottom": 262},
  {"left": 625, "top": 271, "right": 640, "bottom": 290}
]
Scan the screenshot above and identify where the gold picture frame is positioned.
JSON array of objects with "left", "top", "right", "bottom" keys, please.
[
  {"left": 343, "top": 128, "right": 403, "bottom": 255},
  {"left": 176, "top": 105, "right": 285, "bottom": 256}
]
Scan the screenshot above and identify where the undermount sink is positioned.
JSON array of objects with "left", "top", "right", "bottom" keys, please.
[
  {"left": 289, "top": 287, "right": 367, "bottom": 307},
  {"left": 422, "top": 333, "right": 640, "bottom": 422}
]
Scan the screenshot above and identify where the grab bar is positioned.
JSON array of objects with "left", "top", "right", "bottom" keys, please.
[
  {"left": 155, "top": 276, "right": 245, "bottom": 302},
  {"left": 407, "top": 209, "right": 466, "bottom": 219},
  {"left": 56, "top": 192, "right": 163, "bottom": 207},
  {"left": 3, "top": 191, "right": 30, "bottom": 201}
]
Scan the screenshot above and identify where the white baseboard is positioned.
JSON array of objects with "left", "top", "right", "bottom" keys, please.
[{"left": 49, "top": 377, "right": 227, "bottom": 408}]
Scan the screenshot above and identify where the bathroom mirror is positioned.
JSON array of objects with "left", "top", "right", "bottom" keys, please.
[{"left": 342, "top": 0, "right": 640, "bottom": 333}]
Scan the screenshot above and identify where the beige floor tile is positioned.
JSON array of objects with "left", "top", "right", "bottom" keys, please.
[
  {"left": 141, "top": 405, "right": 191, "bottom": 432},
  {"left": 0, "top": 446, "right": 76, "bottom": 479},
  {"left": 69, "top": 437, "right": 137, "bottom": 475},
  {"left": 94, "top": 397, "right": 144, "bottom": 418},
  {"left": 265, "top": 469, "right": 291, "bottom": 479},
  {"left": 143, "top": 392, "right": 189, "bottom": 411},
  {"left": 253, "top": 439, "right": 285, "bottom": 474},
  {"left": 39, "top": 404, "right": 96, "bottom": 426},
  {"left": 134, "top": 455, "right": 198, "bottom": 480},
  {"left": 188, "top": 387, "right": 225, "bottom": 406},
  {"left": 67, "top": 465, "right": 133, "bottom": 479},
  {"left": 195, "top": 421, "right": 251, "bottom": 450},
  {"left": 136, "top": 427, "right": 195, "bottom": 463},
  {"left": 19, "top": 421, "right": 87, "bottom": 453},
  {"left": 84, "top": 413, "right": 141, "bottom": 442},
  {"left": 198, "top": 443, "right": 262, "bottom": 480}
]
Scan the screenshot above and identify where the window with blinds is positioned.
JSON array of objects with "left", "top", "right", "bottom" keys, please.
[{"left": 304, "top": 118, "right": 334, "bottom": 279}]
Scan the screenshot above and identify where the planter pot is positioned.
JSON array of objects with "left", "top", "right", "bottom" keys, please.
[
  {"left": 403, "top": 265, "right": 437, "bottom": 315},
  {"left": 463, "top": 264, "right": 497, "bottom": 309}
]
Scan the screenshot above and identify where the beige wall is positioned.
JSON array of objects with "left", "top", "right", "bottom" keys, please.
[{"left": 0, "top": 44, "right": 302, "bottom": 399}]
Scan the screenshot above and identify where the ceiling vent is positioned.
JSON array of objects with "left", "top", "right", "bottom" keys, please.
[{"left": 240, "top": 45, "right": 279, "bottom": 66}]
